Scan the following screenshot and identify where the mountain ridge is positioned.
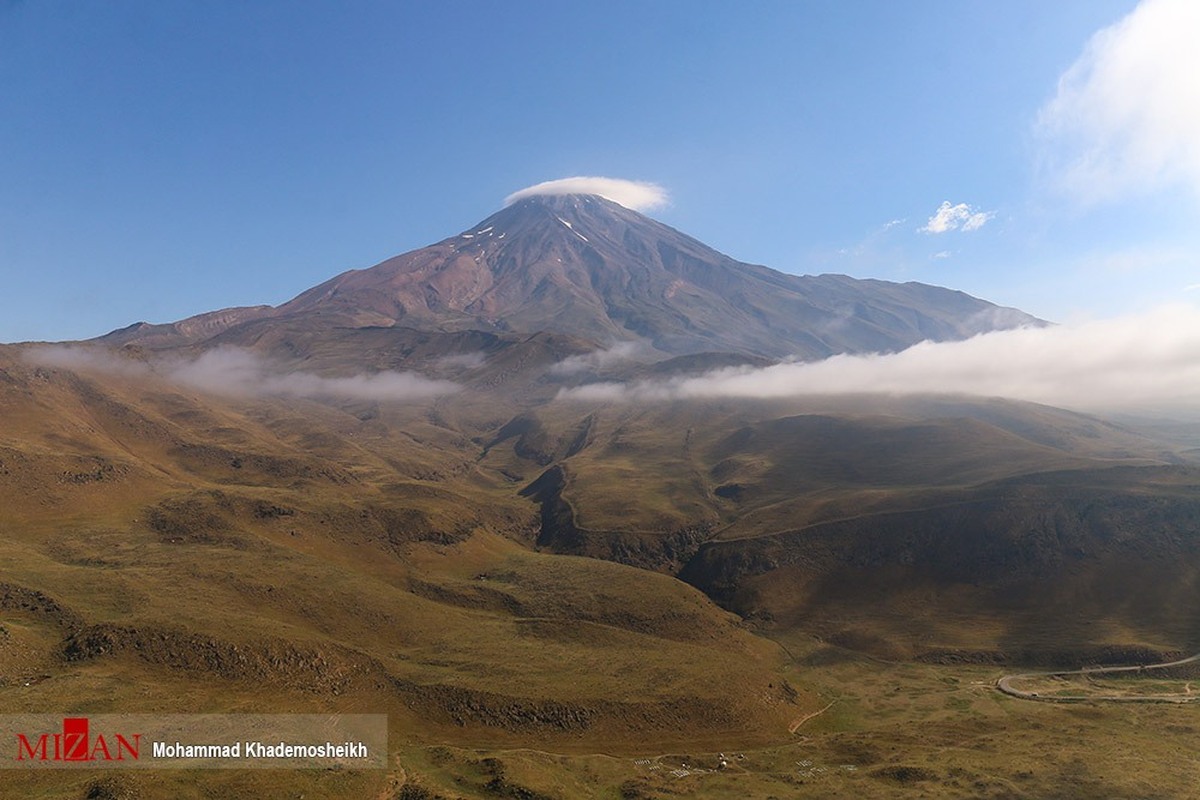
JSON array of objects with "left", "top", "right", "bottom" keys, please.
[{"left": 97, "top": 193, "right": 1042, "bottom": 361}]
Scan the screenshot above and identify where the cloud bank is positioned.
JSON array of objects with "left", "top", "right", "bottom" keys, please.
[
  {"left": 1037, "top": 0, "right": 1200, "bottom": 202},
  {"left": 559, "top": 305, "right": 1200, "bottom": 413},
  {"left": 26, "top": 346, "right": 458, "bottom": 402},
  {"left": 27, "top": 344, "right": 149, "bottom": 377},
  {"left": 920, "top": 201, "right": 994, "bottom": 234},
  {"left": 548, "top": 341, "right": 645, "bottom": 375},
  {"left": 504, "top": 177, "right": 669, "bottom": 211},
  {"left": 166, "top": 349, "right": 458, "bottom": 400}
]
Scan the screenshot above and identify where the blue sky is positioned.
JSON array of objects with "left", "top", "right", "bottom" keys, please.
[{"left": 2, "top": 0, "right": 1197, "bottom": 343}]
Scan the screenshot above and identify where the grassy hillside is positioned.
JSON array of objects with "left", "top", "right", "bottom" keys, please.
[
  {"left": 486, "top": 395, "right": 1200, "bottom": 661},
  {"left": 0, "top": 348, "right": 811, "bottom": 797},
  {"left": 4, "top": 345, "right": 1200, "bottom": 797}
]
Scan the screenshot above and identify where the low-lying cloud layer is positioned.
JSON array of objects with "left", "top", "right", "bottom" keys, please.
[
  {"left": 504, "top": 177, "right": 669, "bottom": 212},
  {"left": 560, "top": 305, "right": 1200, "bottom": 413},
  {"left": 167, "top": 349, "right": 458, "bottom": 400},
  {"left": 26, "top": 346, "right": 458, "bottom": 402},
  {"left": 549, "top": 341, "right": 645, "bottom": 375},
  {"left": 29, "top": 344, "right": 150, "bottom": 377}
]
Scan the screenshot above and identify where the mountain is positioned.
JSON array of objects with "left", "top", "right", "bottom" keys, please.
[
  {"left": 11, "top": 191, "right": 1200, "bottom": 797},
  {"left": 42, "top": 191, "right": 1200, "bottom": 669},
  {"left": 99, "top": 193, "right": 1040, "bottom": 360}
]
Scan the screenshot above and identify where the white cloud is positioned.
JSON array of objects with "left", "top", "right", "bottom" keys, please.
[
  {"left": 166, "top": 348, "right": 458, "bottom": 401},
  {"left": 25, "top": 345, "right": 458, "bottom": 402},
  {"left": 24, "top": 345, "right": 149, "bottom": 377},
  {"left": 504, "top": 177, "right": 669, "bottom": 211},
  {"left": 549, "top": 341, "right": 645, "bottom": 375},
  {"left": 1037, "top": 0, "right": 1200, "bottom": 202},
  {"left": 932, "top": 250, "right": 953, "bottom": 260},
  {"left": 558, "top": 305, "right": 1200, "bottom": 413},
  {"left": 960, "top": 210, "right": 994, "bottom": 232},
  {"left": 919, "top": 201, "right": 995, "bottom": 234}
]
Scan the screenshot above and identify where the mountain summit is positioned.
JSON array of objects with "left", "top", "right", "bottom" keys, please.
[{"left": 102, "top": 192, "right": 1040, "bottom": 359}]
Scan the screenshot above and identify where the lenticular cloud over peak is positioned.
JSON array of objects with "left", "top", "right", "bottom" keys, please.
[{"left": 504, "top": 177, "right": 669, "bottom": 211}]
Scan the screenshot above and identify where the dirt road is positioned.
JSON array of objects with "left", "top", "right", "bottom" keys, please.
[{"left": 997, "top": 652, "right": 1200, "bottom": 703}]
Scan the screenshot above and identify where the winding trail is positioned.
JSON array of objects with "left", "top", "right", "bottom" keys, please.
[
  {"left": 789, "top": 700, "right": 835, "bottom": 733},
  {"left": 996, "top": 651, "right": 1200, "bottom": 703}
]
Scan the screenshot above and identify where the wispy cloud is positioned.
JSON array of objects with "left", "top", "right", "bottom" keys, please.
[
  {"left": 549, "top": 341, "right": 645, "bottom": 375},
  {"left": 26, "top": 346, "right": 458, "bottom": 402},
  {"left": 835, "top": 218, "right": 909, "bottom": 259},
  {"left": 1086, "top": 245, "right": 1189, "bottom": 274},
  {"left": 167, "top": 348, "right": 458, "bottom": 400},
  {"left": 919, "top": 201, "right": 995, "bottom": 234},
  {"left": 432, "top": 352, "right": 487, "bottom": 370},
  {"left": 25, "top": 345, "right": 150, "bottom": 377},
  {"left": 558, "top": 305, "right": 1200, "bottom": 413},
  {"left": 504, "top": 177, "right": 669, "bottom": 212},
  {"left": 1037, "top": 0, "right": 1200, "bottom": 203}
]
